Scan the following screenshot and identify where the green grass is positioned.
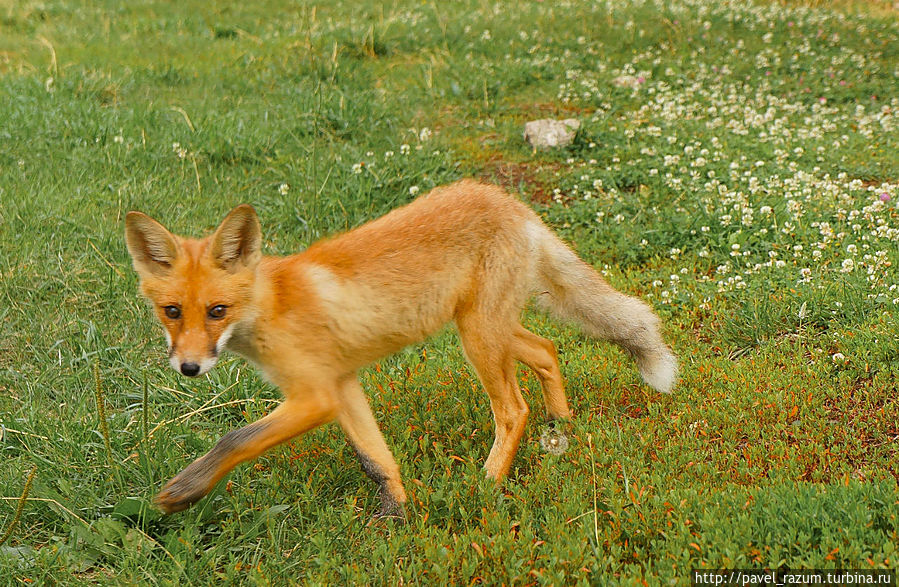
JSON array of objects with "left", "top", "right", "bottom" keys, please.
[{"left": 1, "top": 0, "right": 898, "bottom": 583}]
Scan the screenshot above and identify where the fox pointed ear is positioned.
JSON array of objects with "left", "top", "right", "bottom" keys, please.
[
  {"left": 209, "top": 204, "right": 261, "bottom": 271},
  {"left": 125, "top": 212, "right": 180, "bottom": 276}
]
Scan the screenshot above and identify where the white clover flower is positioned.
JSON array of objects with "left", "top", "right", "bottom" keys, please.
[
  {"left": 832, "top": 353, "right": 847, "bottom": 364},
  {"left": 352, "top": 162, "right": 364, "bottom": 174},
  {"left": 841, "top": 258, "right": 855, "bottom": 273},
  {"left": 409, "top": 185, "right": 420, "bottom": 196},
  {"left": 278, "top": 183, "right": 289, "bottom": 196}
]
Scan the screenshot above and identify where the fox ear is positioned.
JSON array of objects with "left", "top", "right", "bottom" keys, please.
[
  {"left": 210, "top": 204, "right": 261, "bottom": 271},
  {"left": 125, "top": 212, "right": 179, "bottom": 276}
]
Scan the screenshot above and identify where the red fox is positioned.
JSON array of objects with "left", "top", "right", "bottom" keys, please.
[{"left": 125, "top": 180, "right": 677, "bottom": 516}]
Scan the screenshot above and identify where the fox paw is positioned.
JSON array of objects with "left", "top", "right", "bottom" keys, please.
[
  {"left": 368, "top": 507, "right": 406, "bottom": 527},
  {"left": 370, "top": 494, "right": 406, "bottom": 523},
  {"left": 155, "top": 473, "right": 209, "bottom": 514}
]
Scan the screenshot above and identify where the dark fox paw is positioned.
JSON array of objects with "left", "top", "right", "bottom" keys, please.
[
  {"left": 155, "top": 474, "right": 209, "bottom": 514},
  {"left": 370, "top": 497, "right": 406, "bottom": 523}
]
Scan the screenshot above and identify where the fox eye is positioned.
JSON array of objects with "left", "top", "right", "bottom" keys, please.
[
  {"left": 163, "top": 306, "right": 181, "bottom": 319},
  {"left": 208, "top": 305, "right": 227, "bottom": 320}
]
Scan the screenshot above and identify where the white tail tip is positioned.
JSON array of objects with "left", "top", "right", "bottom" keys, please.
[{"left": 639, "top": 349, "right": 678, "bottom": 394}]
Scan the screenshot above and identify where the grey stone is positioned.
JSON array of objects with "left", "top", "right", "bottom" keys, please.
[{"left": 523, "top": 118, "right": 581, "bottom": 149}]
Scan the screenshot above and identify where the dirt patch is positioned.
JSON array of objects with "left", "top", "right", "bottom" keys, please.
[
  {"left": 860, "top": 179, "right": 896, "bottom": 190},
  {"left": 478, "top": 158, "right": 559, "bottom": 204},
  {"left": 512, "top": 101, "right": 594, "bottom": 119}
]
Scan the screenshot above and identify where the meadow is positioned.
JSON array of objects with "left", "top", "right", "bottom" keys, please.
[{"left": 1, "top": 0, "right": 898, "bottom": 583}]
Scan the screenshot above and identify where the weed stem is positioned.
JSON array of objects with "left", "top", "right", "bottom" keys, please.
[
  {"left": 0, "top": 465, "right": 37, "bottom": 548},
  {"left": 94, "top": 361, "right": 113, "bottom": 466}
]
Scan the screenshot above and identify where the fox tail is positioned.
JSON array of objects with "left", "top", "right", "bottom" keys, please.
[{"left": 531, "top": 223, "right": 678, "bottom": 393}]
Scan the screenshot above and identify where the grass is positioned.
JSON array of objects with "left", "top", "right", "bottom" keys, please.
[{"left": 1, "top": 0, "right": 898, "bottom": 583}]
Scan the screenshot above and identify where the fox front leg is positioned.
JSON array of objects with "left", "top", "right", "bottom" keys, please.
[
  {"left": 156, "top": 397, "right": 336, "bottom": 513},
  {"left": 335, "top": 376, "right": 407, "bottom": 519}
]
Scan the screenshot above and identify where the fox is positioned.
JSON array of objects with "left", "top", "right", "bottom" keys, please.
[{"left": 125, "top": 179, "right": 677, "bottom": 517}]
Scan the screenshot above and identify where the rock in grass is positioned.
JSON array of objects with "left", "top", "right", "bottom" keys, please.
[{"left": 523, "top": 118, "right": 581, "bottom": 149}]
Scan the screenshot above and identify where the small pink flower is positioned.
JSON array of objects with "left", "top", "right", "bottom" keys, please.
[{"left": 880, "top": 193, "right": 890, "bottom": 202}]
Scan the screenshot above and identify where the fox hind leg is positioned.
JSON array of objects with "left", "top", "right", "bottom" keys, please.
[
  {"left": 512, "top": 326, "right": 570, "bottom": 421},
  {"left": 456, "top": 312, "right": 530, "bottom": 481}
]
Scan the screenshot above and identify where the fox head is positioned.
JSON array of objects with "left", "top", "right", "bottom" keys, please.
[{"left": 125, "top": 205, "right": 261, "bottom": 377}]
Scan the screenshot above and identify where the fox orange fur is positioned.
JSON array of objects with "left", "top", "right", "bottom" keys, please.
[{"left": 125, "top": 180, "right": 677, "bottom": 516}]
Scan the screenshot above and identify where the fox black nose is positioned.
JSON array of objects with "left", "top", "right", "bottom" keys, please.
[{"left": 180, "top": 362, "right": 200, "bottom": 377}]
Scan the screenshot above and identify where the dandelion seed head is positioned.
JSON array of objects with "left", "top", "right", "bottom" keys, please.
[{"left": 539, "top": 428, "right": 569, "bottom": 455}]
